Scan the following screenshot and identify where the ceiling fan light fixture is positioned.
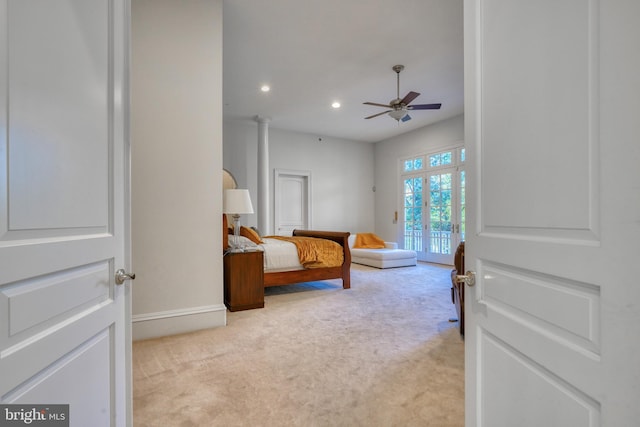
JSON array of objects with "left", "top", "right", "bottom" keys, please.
[{"left": 388, "top": 109, "right": 407, "bottom": 121}]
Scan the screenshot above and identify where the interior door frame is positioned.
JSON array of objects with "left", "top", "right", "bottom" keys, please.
[
  {"left": 122, "top": 1, "right": 133, "bottom": 421},
  {"left": 274, "top": 169, "right": 311, "bottom": 235}
]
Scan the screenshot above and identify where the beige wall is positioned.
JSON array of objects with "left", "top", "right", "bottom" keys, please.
[
  {"left": 223, "top": 116, "right": 463, "bottom": 244},
  {"left": 223, "top": 121, "right": 376, "bottom": 234},
  {"left": 131, "top": 0, "right": 224, "bottom": 339}
]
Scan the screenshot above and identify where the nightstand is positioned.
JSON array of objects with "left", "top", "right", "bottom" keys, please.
[{"left": 224, "top": 250, "right": 264, "bottom": 311}]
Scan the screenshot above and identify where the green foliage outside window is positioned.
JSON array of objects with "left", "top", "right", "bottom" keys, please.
[{"left": 403, "top": 157, "right": 424, "bottom": 172}]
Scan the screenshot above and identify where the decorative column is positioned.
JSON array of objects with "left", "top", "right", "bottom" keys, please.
[{"left": 255, "top": 116, "right": 270, "bottom": 235}]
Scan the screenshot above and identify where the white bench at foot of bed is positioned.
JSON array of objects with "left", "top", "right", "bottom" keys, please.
[{"left": 348, "top": 235, "right": 417, "bottom": 269}]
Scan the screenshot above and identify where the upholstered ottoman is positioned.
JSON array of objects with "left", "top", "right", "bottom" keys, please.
[{"left": 348, "top": 235, "right": 417, "bottom": 269}]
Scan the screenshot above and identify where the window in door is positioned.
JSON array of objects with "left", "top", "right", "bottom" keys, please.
[
  {"left": 429, "top": 171, "right": 453, "bottom": 257},
  {"left": 403, "top": 175, "right": 423, "bottom": 251}
]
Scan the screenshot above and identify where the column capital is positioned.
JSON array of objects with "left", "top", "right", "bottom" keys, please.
[{"left": 254, "top": 115, "right": 271, "bottom": 124}]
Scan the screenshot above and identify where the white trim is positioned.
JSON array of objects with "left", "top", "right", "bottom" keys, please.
[
  {"left": 121, "top": 0, "right": 133, "bottom": 423},
  {"left": 132, "top": 304, "right": 227, "bottom": 341},
  {"left": 132, "top": 304, "right": 226, "bottom": 323}
]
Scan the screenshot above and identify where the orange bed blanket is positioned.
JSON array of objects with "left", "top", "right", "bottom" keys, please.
[{"left": 267, "top": 236, "right": 344, "bottom": 269}]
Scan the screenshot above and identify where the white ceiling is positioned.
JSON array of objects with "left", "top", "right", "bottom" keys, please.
[{"left": 222, "top": 0, "right": 464, "bottom": 143}]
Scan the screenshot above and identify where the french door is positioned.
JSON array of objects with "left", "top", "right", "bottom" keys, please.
[
  {"left": 402, "top": 149, "right": 465, "bottom": 265},
  {"left": 426, "top": 166, "right": 464, "bottom": 264}
]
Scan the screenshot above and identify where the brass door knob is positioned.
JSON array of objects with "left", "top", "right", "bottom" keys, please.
[{"left": 115, "top": 269, "right": 136, "bottom": 285}]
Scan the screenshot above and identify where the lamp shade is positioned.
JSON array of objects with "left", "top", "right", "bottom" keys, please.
[{"left": 223, "top": 189, "right": 254, "bottom": 214}]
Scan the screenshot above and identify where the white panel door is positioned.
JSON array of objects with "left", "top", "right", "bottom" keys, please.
[
  {"left": 465, "top": 0, "right": 640, "bottom": 426},
  {"left": 0, "top": 1, "right": 131, "bottom": 426},
  {"left": 275, "top": 170, "right": 310, "bottom": 236}
]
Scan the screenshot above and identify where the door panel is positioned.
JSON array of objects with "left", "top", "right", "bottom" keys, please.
[
  {"left": 481, "top": 331, "right": 599, "bottom": 427},
  {"left": 7, "top": 330, "right": 112, "bottom": 426},
  {"left": 8, "top": 0, "right": 110, "bottom": 231},
  {"left": 465, "top": 0, "right": 639, "bottom": 425},
  {"left": 0, "top": 1, "right": 129, "bottom": 425}
]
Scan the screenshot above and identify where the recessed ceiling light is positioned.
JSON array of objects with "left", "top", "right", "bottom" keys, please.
[
  {"left": 261, "top": 85, "right": 270, "bottom": 92},
  {"left": 331, "top": 101, "right": 341, "bottom": 109}
]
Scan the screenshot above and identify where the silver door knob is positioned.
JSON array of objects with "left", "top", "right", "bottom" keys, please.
[
  {"left": 455, "top": 270, "right": 476, "bottom": 287},
  {"left": 115, "top": 269, "right": 136, "bottom": 285}
]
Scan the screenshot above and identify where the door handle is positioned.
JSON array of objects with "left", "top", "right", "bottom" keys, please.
[
  {"left": 455, "top": 270, "right": 476, "bottom": 287},
  {"left": 115, "top": 269, "right": 136, "bottom": 285}
]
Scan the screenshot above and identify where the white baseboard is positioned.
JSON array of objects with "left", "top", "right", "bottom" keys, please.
[{"left": 132, "top": 304, "right": 227, "bottom": 340}]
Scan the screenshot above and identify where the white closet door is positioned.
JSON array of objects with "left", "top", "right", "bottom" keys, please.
[{"left": 275, "top": 170, "right": 310, "bottom": 236}]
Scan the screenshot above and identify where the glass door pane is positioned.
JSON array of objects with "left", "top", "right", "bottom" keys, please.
[
  {"left": 403, "top": 176, "right": 423, "bottom": 252},
  {"left": 429, "top": 172, "right": 452, "bottom": 255}
]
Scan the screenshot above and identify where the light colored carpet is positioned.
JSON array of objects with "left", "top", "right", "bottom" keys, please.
[{"left": 133, "top": 262, "right": 464, "bottom": 427}]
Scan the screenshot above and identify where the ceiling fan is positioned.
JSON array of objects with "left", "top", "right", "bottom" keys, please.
[{"left": 364, "top": 65, "right": 441, "bottom": 122}]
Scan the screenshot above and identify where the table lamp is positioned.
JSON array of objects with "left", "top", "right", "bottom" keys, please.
[{"left": 223, "top": 189, "right": 254, "bottom": 252}]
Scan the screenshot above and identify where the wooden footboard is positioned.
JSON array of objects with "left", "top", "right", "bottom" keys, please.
[{"left": 263, "top": 230, "right": 351, "bottom": 289}]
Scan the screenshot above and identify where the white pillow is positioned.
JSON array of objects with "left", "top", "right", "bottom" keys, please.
[{"left": 228, "top": 235, "right": 258, "bottom": 249}]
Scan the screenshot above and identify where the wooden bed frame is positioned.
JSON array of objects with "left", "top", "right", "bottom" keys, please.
[
  {"left": 263, "top": 230, "right": 351, "bottom": 289},
  {"left": 223, "top": 216, "right": 351, "bottom": 289}
]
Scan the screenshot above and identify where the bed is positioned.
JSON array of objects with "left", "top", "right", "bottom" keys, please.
[{"left": 223, "top": 215, "right": 351, "bottom": 289}]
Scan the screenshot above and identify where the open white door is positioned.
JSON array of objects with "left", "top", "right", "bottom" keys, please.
[
  {"left": 0, "top": 1, "right": 131, "bottom": 426},
  {"left": 464, "top": 0, "right": 640, "bottom": 425}
]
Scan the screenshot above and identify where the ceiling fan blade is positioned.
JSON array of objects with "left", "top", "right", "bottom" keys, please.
[
  {"left": 401, "top": 114, "right": 412, "bottom": 122},
  {"left": 408, "top": 103, "right": 442, "bottom": 110},
  {"left": 400, "top": 91, "right": 420, "bottom": 105},
  {"left": 365, "top": 110, "right": 391, "bottom": 119},
  {"left": 363, "top": 101, "right": 392, "bottom": 108}
]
